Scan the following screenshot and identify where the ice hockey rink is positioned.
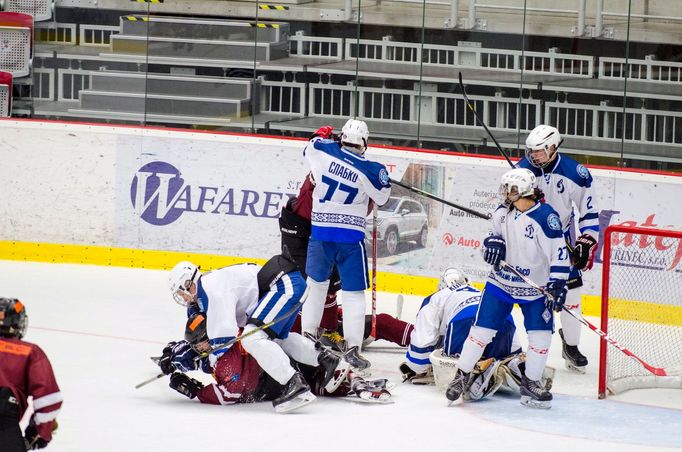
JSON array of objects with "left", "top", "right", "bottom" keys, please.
[{"left": 2, "top": 260, "right": 680, "bottom": 452}]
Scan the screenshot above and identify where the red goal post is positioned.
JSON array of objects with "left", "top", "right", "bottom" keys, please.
[{"left": 598, "top": 224, "right": 682, "bottom": 399}]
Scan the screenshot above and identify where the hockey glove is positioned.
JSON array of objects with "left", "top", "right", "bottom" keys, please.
[
  {"left": 24, "top": 420, "right": 54, "bottom": 450},
  {"left": 310, "top": 125, "right": 334, "bottom": 140},
  {"left": 169, "top": 372, "right": 204, "bottom": 399},
  {"left": 159, "top": 341, "right": 200, "bottom": 375},
  {"left": 483, "top": 235, "right": 506, "bottom": 269},
  {"left": 572, "top": 234, "right": 598, "bottom": 271},
  {"left": 546, "top": 279, "right": 567, "bottom": 312}
]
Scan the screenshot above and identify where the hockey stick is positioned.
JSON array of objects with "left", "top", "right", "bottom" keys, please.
[
  {"left": 370, "top": 202, "right": 378, "bottom": 339},
  {"left": 499, "top": 260, "right": 667, "bottom": 377},
  {"left": 390, "top": 178, "right": 491, "bottom": 220},
  {"left": 135, "top": 288, "right": 309, "bottom": 389},
  {"left": 458, "top": 72, "right": 515, "bottom": 168}
]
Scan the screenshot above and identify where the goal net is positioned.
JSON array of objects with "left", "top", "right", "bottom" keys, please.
[{"left": 598, "top": 225, "right": 682, "bottom": 398}]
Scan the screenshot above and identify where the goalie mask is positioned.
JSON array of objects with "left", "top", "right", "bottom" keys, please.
[
  {"left": 169, "top": 261, "right": 201, "bottom": 307},
  {"left": 340, "top": 119, "right": 369, "bottom": 155},
  {"left": 438, "top": 268, "right": 469, "bottom": 291},
  {"left": 525, "top": 124, "right": 562, "bottom": 168},
  {"left": 0, "top": 298, "right": 28, "bottom": 339},
  {"left": 499, "top": 168, "right": 537, "bottom": 204},
  {"left": 185, "top": 313, "right": 210, "bottom": 353}
]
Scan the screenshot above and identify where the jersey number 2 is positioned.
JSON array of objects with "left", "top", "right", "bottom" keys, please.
[{"left": 320, "top": 175, "right": 358, "bottom": 204}]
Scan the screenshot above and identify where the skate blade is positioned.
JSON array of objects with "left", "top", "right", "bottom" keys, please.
[
  {"left": 343, "top": 392, "right": 393, "bottom": 404},
  {"left": 564, "top": 361, "right": 586, "bottom": 374},
  {"left": 520, "top": 395, "right": 551, "bottom": 409},
  {"left": 447, "top": 395, "right": 465, "bottom": 407},
  {"left": 274, "top": 391, "right": 316, "bottom": 413},
  {"left": 324, "top": 362, "right": 351, "bottom": 393}
]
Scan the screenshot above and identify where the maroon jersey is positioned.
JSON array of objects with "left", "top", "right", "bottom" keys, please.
[
  {"left": 0, "top": 338, "right": 62, "bottom": 442},
  {"left": 196, "top": 345, "right": 263, "bottom": 405},
  {"left": 292, "top": 173, "right": 315, "bottom": 221},
  {"left": 196, "top": 343, "right": 350, "bottom": 404}
]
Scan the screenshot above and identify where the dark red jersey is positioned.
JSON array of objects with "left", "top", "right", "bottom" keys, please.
[
  {"left": 0, "top": 338, "right": 62, "bottom": 442},
  {"left": 292, "top": 173, "right": 315, "bottom": 221},
  {"left": 196, "top": 345, "right": 263, "bottom": 405}
]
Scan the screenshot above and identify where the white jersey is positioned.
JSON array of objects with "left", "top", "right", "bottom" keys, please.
[
  {"left": 304, "top": 137, "right": 391, "bottom": 243},
  {"left": 195, "top": 264, "right": 261, "bottom": 357},
  {"left": 406, "top": 285, "right": 521, "bottom": 372},
  {"left": 518, "top": 154, "right": 599, "bottom": 243},
  {"left": 487, "top": 202, "right": 570, "bottom": 301}
]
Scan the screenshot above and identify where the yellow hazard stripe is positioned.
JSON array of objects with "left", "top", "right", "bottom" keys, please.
[
  {"left": 259, "top": 5, "right": 289, "bottom": 10},
  {"left": 123, "top": 16, "right": 150, "bottom": 21},
  {"left": 130, "top": 0, "right": 163, "bottom": 3},
  {"left": 249, "top": 22, "right": 280, "bottom": 28}
]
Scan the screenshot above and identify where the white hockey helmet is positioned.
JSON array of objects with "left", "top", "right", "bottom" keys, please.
[
  {"left": 438, "top": 267, "right": 469, "bottom": 291},
  {"left": 499, "top": 168, "right": 537, "bottom": 203},
  {"left": 340, "top": 119, "right": 369, "bottom": 155},
  {"left": 525, "top": 124, "right": 562, "bottom": 168},
  {"left": 169, "top": 261, "right": 201, "bottom": 306}
]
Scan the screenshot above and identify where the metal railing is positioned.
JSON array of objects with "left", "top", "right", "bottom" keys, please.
[
  {"left": 79, "top": 24, "right": 119, "bottom": 47},
  {"left": 546, "top": 101, "right": 682, "bottom": 146},
  {"left": 58, "top": 69, "right": 92, "bottom": 101},
  {"left": 599, "top": 56, "right": 682, "bottom": 84},
  {"left": 345, "top": 37, "right": 594, "bottom": 77},
  {"left": 289, "top": 31, "right": 343, "bottom": 59},
  {"left": 32, "top": 67, "right": 53, "bottom": 99},
  {"left": 261, "top": 80, "right": 306, "bottom": 114},
  {"left": 34, "top": 22, "right": 77, "bottom": 45}
]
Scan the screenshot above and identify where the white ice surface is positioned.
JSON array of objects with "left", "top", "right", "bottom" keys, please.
[{"left": 1, "top": 261, "right": 680, "bottom": 452}]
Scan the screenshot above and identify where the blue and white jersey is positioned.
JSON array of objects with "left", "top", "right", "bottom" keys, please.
[
  {"left": 487, "top": 202, "right": 570, "bottom": 302},
  {"left": 304, "top": 137, "right": 391, "bottom": 243},
  {"left": 194, "top": 264, "right": 261, "bottom": 360},
  {"left": 406, "top": 285, "right": 520, "bottom": 372},
  {"left": 518, "top": 154, "right": 599, "bottom": 244}
]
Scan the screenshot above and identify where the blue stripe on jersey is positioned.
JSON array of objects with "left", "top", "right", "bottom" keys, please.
[
  {"left": 580, "top": 225, "right": 599, "bottom": 233},
  {"left": 580, "top": 212, "right": 599, "bottom": 221},
  {"left": 451, "top": 304, "right": 479, "bottom": 322},
  {"left": 419, "top": 294, "right": 433, "bottom": 310},
  {"left": 209, "top": 336, "right": 235, "bottom": 356},
  {"left": 526, "top": 203, "right": 564, "bottom": 239},
  {"left": 196, "top": 280, "right": 209, "bottom": 312},
  {"left": 550, "top": 265, "right": 571, "bottom": 274},
  {"left": 407, "top": 356, "right": 432, "bottom": 365},
  {"left": 409, "top": 343, "right": 435, "bottom": 354},
  {"left": 311, "top": 139, "right": 389, "bottom": 191}
]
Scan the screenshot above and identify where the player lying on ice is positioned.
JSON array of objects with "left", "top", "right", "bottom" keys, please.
[
  {"left": 159, "top": 313, "right": 393, "bottom": 406},
  {"left": 159, "top": 254, "right": 351, "bottom": 413}
]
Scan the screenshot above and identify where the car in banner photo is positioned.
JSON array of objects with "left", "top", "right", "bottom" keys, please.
[{"left": 367, "top": 196, "right": 429, "bottom": 255}]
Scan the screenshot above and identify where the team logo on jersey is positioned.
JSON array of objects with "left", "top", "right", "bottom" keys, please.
[
  {"left": 379, "top": 168, "right": 390, "bottom": 186},
  {"left": 577, "top": 164, "right": 589, "bottom": 179},
  {"left": 547, "top": 213, "right": 561, "bottom": 231}
]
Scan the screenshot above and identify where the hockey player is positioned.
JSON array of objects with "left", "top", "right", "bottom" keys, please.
[
  {"left": 0, "top": 298, "right": 62, "bottom": 451},
  {"left": 399, "top": 268, "right": 521, "bottom": 385},
  {"left": 279, "top": 171, "right": 342, "bottom": 345},
  {"left": 446, "top": 168, "right": 570, "bottom": 409},
  {"left": 301, "top": 120, "right": 391, "bottom": 370},
  {"left": 518, "top": 125, "right": 599, "bottom": 372},
  {"left": 163, "top": 313, "right": 392, "bottom": 405},
  {"left": 163, "top": 255, "right": 340, "bottom": 413}
]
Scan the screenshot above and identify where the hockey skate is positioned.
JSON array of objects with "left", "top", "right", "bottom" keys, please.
[
  {"left": 317, "top": 347, "right": 352, "bottom": 393},
  {"left": 520, "top": 372, "right": 552, "bottom": 409},
  {"left": 272, "top": 372, "right": 316, "bottom": 413},
  {"left": 343, "top": 346, "right": 371, "bottom": 371},
  {"left": 559, "top": 329, "right": 588, "bottom": 374},
  {"left": 318, "top": 329, "right": 346, "bottom": 352},
  {"left": 347, "top": 376, "right": 392, "bottom": 403},
  {"left": 445, "top": 369, "right": 471, "bottom": 404}
]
